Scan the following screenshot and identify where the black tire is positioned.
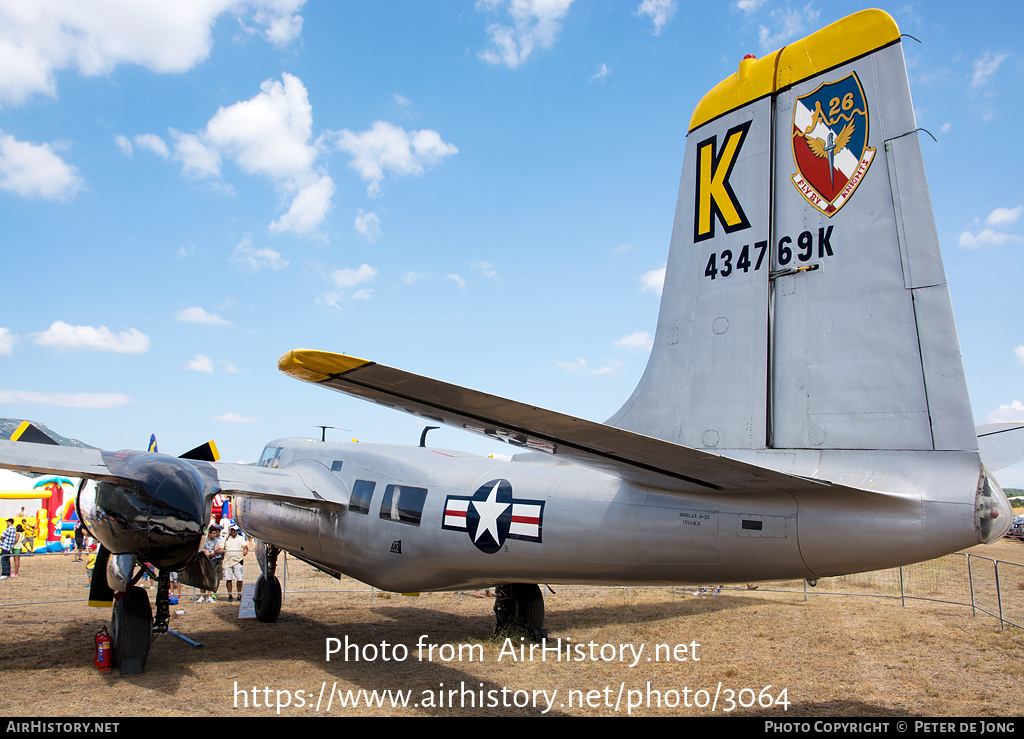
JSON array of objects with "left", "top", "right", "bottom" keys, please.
[
  {"left": 254, "top": 575, "right": 282, "bottom": 623},
  {"left": 111, "top": 586, "right": 152, "bottom": 675},
  {"left": 510, "top": 583, "right": 544, "bottom": 636},
  {"left": 494, "top": 583, "right": 545, "bottom": 639}
]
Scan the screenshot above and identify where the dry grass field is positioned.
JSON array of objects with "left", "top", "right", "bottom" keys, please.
[{"left": 1, "top": 538, "right": 1022, "bottom": 717}]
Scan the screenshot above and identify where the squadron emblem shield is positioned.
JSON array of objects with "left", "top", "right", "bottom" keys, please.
[{"left": 791, "top": 72, "right": 875, "bottom": 216}]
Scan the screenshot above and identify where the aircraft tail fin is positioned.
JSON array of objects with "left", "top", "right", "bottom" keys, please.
[{"left": 607, "top": 9, "right": 976, "bottom": 455}]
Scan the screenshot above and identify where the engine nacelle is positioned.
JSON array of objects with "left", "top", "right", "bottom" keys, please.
[{"left": 77, "top": 452, "right": 209, "bottom": 570}]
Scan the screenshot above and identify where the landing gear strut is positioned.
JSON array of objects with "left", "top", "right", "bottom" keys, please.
[
  {"left": 494, "top": 583, "right": 547, "bottom": 641},
  {"left": 109, "top": 567, "right": 202, "bottom": 675},
  {"left": 255, "top": 544, "right": 282, "bottom": 623}
]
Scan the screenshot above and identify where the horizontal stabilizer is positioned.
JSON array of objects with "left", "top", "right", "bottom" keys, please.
[
  {"left": 180, "top": 440, "right": 220, "bottom": 462},
  {"left": 279, "top": 348, "right": 859, "bottom": 495},
  {"left": 977, "top": 424, "right": 1024, "bottom": 472},
  {"left": 10, "top": 421, "right": 59, "bottom": 446}
]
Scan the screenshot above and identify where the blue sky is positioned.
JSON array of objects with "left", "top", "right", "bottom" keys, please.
[{"left": 0, "top": 1, "right": 1021, "bottom": 487}]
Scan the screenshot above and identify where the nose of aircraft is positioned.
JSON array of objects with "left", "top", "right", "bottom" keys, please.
[{"left": 77, "top": 452, "right": 209, "bottom": 570}]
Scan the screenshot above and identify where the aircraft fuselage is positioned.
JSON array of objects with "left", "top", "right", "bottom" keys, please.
[{"left": 234, "top": 438, "right": 988, "bottom": 593}]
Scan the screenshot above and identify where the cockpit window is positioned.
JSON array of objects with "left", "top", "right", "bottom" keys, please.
[
  {"left": 257, "top": 446, "right": 283, "bottom": 468},
  {"left": 380, "top": 485, "right": 427, "bottom": 526}
]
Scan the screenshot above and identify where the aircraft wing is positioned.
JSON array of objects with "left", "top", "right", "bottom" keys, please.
[
  {"left": 976, "top": 423, "right": 1024, "bottom": 472},
  {"left": 191, "top": 460, "right": 330, "bottom": 503},
  {"left": 0, "top": 440, "right": 123, "bottom": 482},
  {"left": 279, "top": 349, "right": 852, "bottom": 494},
  {"left": 0, "top": 439, "right": 329, "bottom": 505}
]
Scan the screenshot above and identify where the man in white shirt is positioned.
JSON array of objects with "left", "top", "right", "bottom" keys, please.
[{"left": 222, "top": 526, "right": 248, "bottom": 603}]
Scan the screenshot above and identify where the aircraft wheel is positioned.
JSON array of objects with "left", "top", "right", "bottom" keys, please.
[
  {"left": 254, "top": 575, "right": 282, "bottom": 623},
  {"left": 494, "top": 583, "right": 545, "bottom": 640},
  {"left": 111, "top": 586, "right": 152, "bottom": 675}
]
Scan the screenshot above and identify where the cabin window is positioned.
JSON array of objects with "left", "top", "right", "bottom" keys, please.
[
  {"left": 379, "top": 485, "right": 427, "bottom": 526},
  {"left": 350, "top": 480, "right": 375, "bottom": 515},
  {"left": 331, "top": 461, "right": 344, "bottom": 472}
]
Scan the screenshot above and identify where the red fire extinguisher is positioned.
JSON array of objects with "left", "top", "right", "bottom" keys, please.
[{"left": 95, "top": 626, "right": 112, "bottom": 673}]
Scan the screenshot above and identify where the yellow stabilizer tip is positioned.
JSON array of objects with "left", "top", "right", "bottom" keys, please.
[
  {"left": 278, "top": 349, "right": 371, "bottom": 383},
  {"left": 401, "top": 593, "right": 421, "bottom": 597},
  {"left": 689, "top": 9, "right": 900, "bottom": 131},
  {"left": 10, "top": 421, "right": 31, "bottom": 441}
]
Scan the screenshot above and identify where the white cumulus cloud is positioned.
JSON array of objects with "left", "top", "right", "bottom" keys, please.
[
  {"left": 321, "top": 264, "right": 377, "bottom": 309},
  {"left": 333, "top": 121, "right": 458, "bottom": 196},
  {"left": 0, "top": 1, "right": 308, "bottom": 106},
  {"left": 959, "top": 228, "right": 1022, "bottom": 249},
  {"left": 331, "top": 264, "right": 377, "bottom": 289},
  {"left": 971, "top": 51, "right": 1010, "bottom": 89},
  {"left": 230, "top": 235, "right": 288, "bottom": 272},
  {"left": 478, "top": 0, "right": 574, "bottom": 69},
  {"left": 986, "top": 206, "right": 1023, "bottom": 227},
  {"left": 354, "top": 209, "right": 382, "bottom": 243},
  {"left": 132, "top": 133, "right": 171, "bottom": 159},
  {"left": 33, "top": 321, "right": 149, "bottom": 353},
  {"left": 641, "top": 267, "right": 666, "bottom": 295},
  {"left": 169, "top": 129, "right": 222, "bottom": 179},
  {"left": 636, "top": 0, "right": 676, "bottom": 35},
  {"left": 986, "top": 400, "right": 1024, "bottom": 424},
  {"left": 214, "top": 411, "right": 259, "bottom": 424},
  {"left": 0, "top": 131, "right": 84, "bottom": 200},
  {"left": 758, "top": 4, "right": 820, "bottom": 51},
  {"left": 175, "top": 307, "right": 232, "bottom": 325},
  {"left": 614, "top": 331, "right": 654, "bottom": 352},
  {"left": 165, "top": 73, "right": 333, "bottom": 235},
  {"left": 0, "top": 390, "right": 130, "bottom": 408},
  {"left": 184, "top": 354, "right": 214, "bottom": 373}
]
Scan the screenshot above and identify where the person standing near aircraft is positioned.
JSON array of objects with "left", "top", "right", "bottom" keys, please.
[
  {"left": 73, "top": 521, "right": 85, "bottom": 562},
  {"left": 222, "top": 526, "right": 247, "bottom": 602},
  {"left": 12, "top": 525, "right": 25, "bottom": 577},
  {"left": 0, "top": 519, "right": 15, "bottom": 579},
  {"left": 198, "top": 525, "right": 224, "bottom": 602}
]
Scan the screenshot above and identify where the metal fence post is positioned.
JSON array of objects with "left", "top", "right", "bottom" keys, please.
[{"left": 967, "top": 554, "right": 976, "bottom": 618}]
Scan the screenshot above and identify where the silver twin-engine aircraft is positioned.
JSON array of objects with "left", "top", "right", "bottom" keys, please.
[{"left": 2, "top": 9, "right": 1022, "bottom": 675}]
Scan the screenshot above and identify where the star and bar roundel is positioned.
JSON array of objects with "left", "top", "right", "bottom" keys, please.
[
  {"left": 791, "top": 72, "right": 875, "bottom": 217},
  {"left": 442, "top": 479, "right": 544, "bottom": 554}
]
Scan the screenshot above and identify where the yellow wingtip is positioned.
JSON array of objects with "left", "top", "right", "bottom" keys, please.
[{"left": 278, "top": 349, "right": 371, "bottom": 383}]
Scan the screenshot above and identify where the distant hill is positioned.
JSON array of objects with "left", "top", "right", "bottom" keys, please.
[{"left": 0, "top": 418, "right": 96, "bottom": 449}]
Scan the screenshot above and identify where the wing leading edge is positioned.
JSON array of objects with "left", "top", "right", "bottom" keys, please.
[
  {"left": 0, "top": 439, "right": 323, "bottom": 506},
  {"left": 279, "top": 348, "right": 855, "bottom": 495}
]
